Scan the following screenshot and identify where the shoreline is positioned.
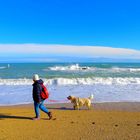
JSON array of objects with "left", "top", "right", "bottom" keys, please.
[{"left": 1, "top": 102, "right": 140, "bottom": 112}]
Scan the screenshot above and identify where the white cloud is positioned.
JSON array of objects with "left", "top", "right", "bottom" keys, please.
[{"left": 0, "top": 44, "right": 140, "bottom": 59}]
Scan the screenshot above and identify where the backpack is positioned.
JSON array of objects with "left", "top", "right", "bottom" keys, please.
[{"left": 40, "top": 84, "right": 49, "bottom": 99}]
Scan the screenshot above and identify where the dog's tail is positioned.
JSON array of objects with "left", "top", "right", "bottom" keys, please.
[{"left": 88, "top": 94, "right": 94, "bottom": 100}]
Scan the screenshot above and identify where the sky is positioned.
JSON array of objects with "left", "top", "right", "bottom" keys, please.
[{"left": 0, "top": 0, "right": 140, "bottom": 62}]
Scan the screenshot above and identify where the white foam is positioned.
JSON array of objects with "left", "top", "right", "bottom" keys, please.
[
  {"left": 45, "top": 64, "right": 140, "bottom": 74},
  {"left": 1, "top": 84, "right": 140, "bottom": 105},
  {"left": 0, "top": 64, "right": 10, "bottom": 69},
  {"left": 0, "top": 77, "right": 140, "bottom": 85},
  {"left": 0, "top": 79, "right": 32, "bottom": 85},
  {"left": 0, "top": 66, "right": 7, "bottom": 69},
  {"left": 111, "top": 67, "right": 140, "bottom": 72},
  {"left": 129, "top": 68, "right": 140, "bottom": 72},
  {"left": 47, "top": 64, "right": 91, "bottom": 71}
]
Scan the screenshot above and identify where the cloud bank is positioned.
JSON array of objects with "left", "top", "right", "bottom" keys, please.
[{"left": 0, "top": 44, "right": 140, "bottom": 62}]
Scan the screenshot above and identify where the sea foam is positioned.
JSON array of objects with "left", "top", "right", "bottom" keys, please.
[{"left": 0, "top": 77, "right": 140, "bottom": 85}]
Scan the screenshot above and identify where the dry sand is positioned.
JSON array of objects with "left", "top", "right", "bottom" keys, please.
[{"left": 0, "top": 102, "right": 140, "bottom": 140}]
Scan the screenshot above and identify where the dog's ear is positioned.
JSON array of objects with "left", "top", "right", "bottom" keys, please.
[{"left": 67, "top": 96, "right": 72, "bottom": 100}]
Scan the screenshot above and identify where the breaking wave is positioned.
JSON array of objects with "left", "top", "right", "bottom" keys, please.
[
  {"left": 44, "top": 64, "right": 140, "bottom": 73},
  {"left": 0, "top": 77, "right": 140, "bottom": 85},
  {"left": 47, "top": 64, "right": 93, "bottom": 71}
]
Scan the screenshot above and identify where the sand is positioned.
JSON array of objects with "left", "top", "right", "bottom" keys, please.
[{"left": 0, "top": 102, "right": 140, "bottom": 140}]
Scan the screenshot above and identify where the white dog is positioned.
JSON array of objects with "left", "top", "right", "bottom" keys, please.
[{"left": 67, "top": 94, "right": 94, "bottom": 110}]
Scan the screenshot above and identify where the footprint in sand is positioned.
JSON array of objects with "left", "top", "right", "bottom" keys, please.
[{"left": 52, "top": 118, "right": 57, "bottom": 120}]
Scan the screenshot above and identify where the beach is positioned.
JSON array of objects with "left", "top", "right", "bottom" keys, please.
[
  {"left": 1, "top": 0, "right": 140, "bottom": 139},
  {"left": 0, "top": 63, "right": 140, "bottom": 139},
  {"left": 0, "top": 102, "right": 140, "bottom": 140}
]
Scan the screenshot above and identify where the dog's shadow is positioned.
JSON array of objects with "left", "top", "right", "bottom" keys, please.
[
  {"left": 0, "top": 114, "right": 32, "bottom": 120},
  {"left": 48, "top": 107, "right": 74, "bottom": 110},
  {"left": 48, "top": 106, "right": 93, "bottom": 110}
]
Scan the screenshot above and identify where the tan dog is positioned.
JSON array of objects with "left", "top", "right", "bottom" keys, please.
[{"left": 67, "top": 94, "right": 94, "bottom": 110}]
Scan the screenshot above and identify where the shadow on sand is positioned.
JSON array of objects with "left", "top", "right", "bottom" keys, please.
[
  {"left": 48, "top": 107, "right": 91, "bottom": 110},
  {"left": 0, "top": 114, "right": 32, "bottom": 120},
  {"left": 48, "top": 107, "right": 74, "bottom": 110}
]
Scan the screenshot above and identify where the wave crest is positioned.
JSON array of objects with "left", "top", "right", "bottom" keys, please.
[
  {"left": 47, "top": 64, "right": 91, "bottom": 71},
  {"left": 0, "top": 77, "right": 140, "bottom": 85}
]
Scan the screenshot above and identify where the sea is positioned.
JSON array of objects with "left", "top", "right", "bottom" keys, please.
[{"left": 0, "top": 62, "right": 140, "bottom": 105}]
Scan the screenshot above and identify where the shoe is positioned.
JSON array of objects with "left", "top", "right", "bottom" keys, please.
[
  {"left": 48, "top": 112, "right": 52, "bottom": 120},
  {"left": 32, "top": 117, "right": 40, "bottom": 120}
]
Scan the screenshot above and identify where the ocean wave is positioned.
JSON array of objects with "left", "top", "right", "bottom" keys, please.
[
  {"left": 111, "top": 67, "right": 140, "bottom": 72},
  {"left": 47, "top": 64, "right": 93, "bottom": 71},
  {"left": 0, "top": 77, "right": 140, "bottom": 85},
  {"left": 0, "top": 64, "right": 10, "bottom": 70},
  {"left": 0, "top": 66, "right": 7, "bottom": 69},
  {"left": 129, "top": 68, "right": 140, "bottom": 72},
  {"left": 44, "top": 64, "right": 140, "bottom": 73}
]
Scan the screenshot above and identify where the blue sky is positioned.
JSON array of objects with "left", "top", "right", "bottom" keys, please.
[{"left": 0, "top": 0, "right": 140, "bottom": 62}]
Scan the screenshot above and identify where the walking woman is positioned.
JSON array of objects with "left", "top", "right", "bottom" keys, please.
[{"left": 32, "top": 74, "right": 52, "bottom": 120}]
